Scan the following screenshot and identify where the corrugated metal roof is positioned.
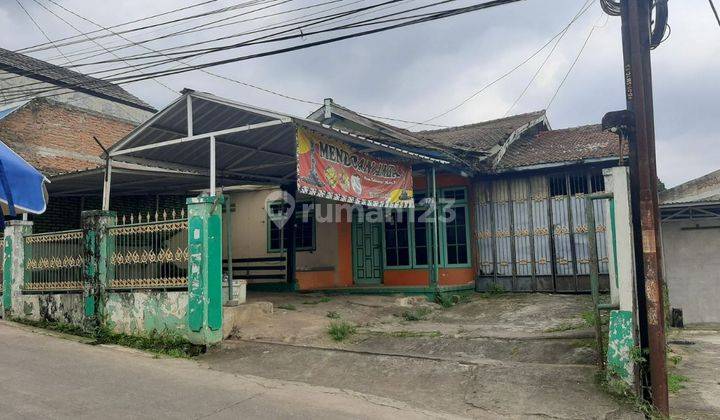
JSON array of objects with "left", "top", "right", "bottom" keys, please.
[
  {"left": 106, "top": 90, "right": 444, "bottom": 188},
  {"left": 660, "top": 169, "right": 720, "bottom": 206},
  {"left": 0, "top": 47, "right": 154, "bottom": 111}
]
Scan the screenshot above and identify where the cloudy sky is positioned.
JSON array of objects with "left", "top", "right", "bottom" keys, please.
[{"left": 0, "top": 0, "right": 717, "bottom": 187}]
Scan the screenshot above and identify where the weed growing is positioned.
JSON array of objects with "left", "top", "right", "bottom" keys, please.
[
  {"left": 401, "top": 307, "right": 432, "bottom": 321},
  {"left": 668, "top": 372, "right": 688, "bottom": 394},
  {"left": 327, "top": 321, "right": 356, "bottom": 341}
]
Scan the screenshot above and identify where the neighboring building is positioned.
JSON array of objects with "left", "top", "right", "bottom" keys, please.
[
  {"left": 0, "top": 48, "right": 157, "bottom": 231},
  {"left": 660, "top": 170, "right": 720, "bottom": 325}
]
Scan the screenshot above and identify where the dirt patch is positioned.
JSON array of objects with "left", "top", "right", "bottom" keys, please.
[
  {"left": 668, "top": 328, "right": 720, "bottom": 419},
  {"left": 202, "top": 292, "right": 643, "bottom": 418}
]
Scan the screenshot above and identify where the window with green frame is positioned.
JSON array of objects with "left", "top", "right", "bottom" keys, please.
[
  {"left": 267, "top": 201, "right": 315, "bottom": 252},
  {"left": 384, "top": 210, "right": 411, "bottom": 267},
  {"left": 439, "top": 187, "right": 471, "bottom": 267},
  {"left": 382, "top": 187, "right": 469, "bottom": 268}
]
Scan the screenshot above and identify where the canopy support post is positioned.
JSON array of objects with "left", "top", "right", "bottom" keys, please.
[
  {"left": 186, "top": 95, "right": 193, "bottom": 137},
  {"left": 283, "top": 183, "right": 297, "bottom": 291},
  {"left": 431, "top": 166, "right": 440, "bottom": 290},
  {"left": 102, "top": 159, "right": 112, "bottom": 211},
  {"left": 210, "top": 136, "right": 216, "bottom": 196}
]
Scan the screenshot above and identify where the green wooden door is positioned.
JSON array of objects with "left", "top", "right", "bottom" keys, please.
[{"left": 352, "top": 214, "right": 383, "bottom": 285}]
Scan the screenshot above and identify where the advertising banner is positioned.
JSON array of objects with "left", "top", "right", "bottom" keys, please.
[{"left": 296, "top": 127, "right": 414, "bottom": 208}]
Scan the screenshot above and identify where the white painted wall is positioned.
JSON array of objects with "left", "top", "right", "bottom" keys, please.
[{"left": 661, "top": 219, "right": 720, "bottom": 324}]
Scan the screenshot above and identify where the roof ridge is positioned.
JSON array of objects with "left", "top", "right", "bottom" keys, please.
[
  {"left": 418, "top": 110, "right": 546, "bottom": 134},
  {"left": 0, "top": 47, "right": 154, "bottom": 112}
]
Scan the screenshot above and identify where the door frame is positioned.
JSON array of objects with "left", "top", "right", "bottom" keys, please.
[{"left": 351, "top": 211, "right": 384, "bottom": 285}]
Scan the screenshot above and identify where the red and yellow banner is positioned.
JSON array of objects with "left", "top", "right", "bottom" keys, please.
[{"left": 296, "top": 128, "right": 413, "bottom": 208}]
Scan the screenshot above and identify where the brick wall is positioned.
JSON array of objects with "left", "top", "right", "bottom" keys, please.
[{"left": 0, "top": 98, "right": 138, "bottom": 176}]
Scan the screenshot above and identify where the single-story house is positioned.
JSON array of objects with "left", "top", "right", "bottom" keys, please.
[{"left": 660, "top": 169, "right": 720, "bottom": 325}]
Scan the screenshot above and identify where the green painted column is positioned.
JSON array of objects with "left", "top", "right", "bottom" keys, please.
[
  {"left": 186, "top": 195, "right": 224, "bottom": 345},
  {"left": 81, "top": 210, "right": 116, "bottom": 331},
  {"left": 2, "top": 221, "right": 32, "bottom": 317},
  {"left": 607, "top": 310, "right": 636, "bottom": 385}
]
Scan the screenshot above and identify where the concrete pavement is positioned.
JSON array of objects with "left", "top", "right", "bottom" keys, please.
[{"left": 0, "top": 321, "right": 459, "bottom": 419}]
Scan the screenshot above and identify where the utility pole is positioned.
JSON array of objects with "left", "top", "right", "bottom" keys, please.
[
  {"left": 620, "top": 0, "right": 669, "bottom": 416},
  {"left": 603, "top": 0, "right": 669, "bottom": 415}
]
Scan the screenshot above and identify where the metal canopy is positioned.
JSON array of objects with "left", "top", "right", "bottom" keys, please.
[
  {"left": 107, "top": 90, "right": 444, "bottom": 186},
  {"left": 49, "top": 90, "right": 446, "bottom": 199}
]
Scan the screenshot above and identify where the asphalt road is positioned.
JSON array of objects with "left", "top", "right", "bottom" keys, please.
[{"left": 0, "top": 321, "right": 457, "bottom": 419}]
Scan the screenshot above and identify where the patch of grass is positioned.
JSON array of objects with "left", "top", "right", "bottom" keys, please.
[
  {"left": 401, "top": 307, "right": 432, "bottom": 321},
  {"left": 581, "top": 310, "right": 609, "bottom": 328},
  {"left": 596, "top": 372, "right": 659, "bottom": 418},
  {"left": 319, "top": 297, "right": 332, "bottom": 303},
  {"left": 277, "top": 303, "right": 297, "bottom": 311},
  {"left": 668, "top": 354, "right": 682, "bottom": 366},
  {"left": 327, "top": 320, "right": 356, "bottom": 342},
  {"left": 326, "top": 311, "right": 341, "bottom": 319},
  {"left": 435, "top": 291, "right": 473, "bottom": 308},
  {"left": 668, "top": 373, "right": 689, "bottom": 394},
  {"left": 482, "top": 283, "right": 506, "bottom": 298},
  {"left": 94, "top": 328, "right": 203, "bottom": 358},
  {"left": 544, "top": 322, "right": 586, "bottom": 333},
  {"left": 11, "top": 317, "right": 90, "bottom": 337},
  {"left": 11, "top": 318, "right": 201, "bottom": 358},
  {"left": 302, "top": 301, "right": 320, "bottom": 305}
]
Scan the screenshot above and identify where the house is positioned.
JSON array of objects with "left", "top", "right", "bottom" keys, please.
[
  {"left": 215, "top": 99, "right": 624, "bottom": 293},
  {"left": 34, "top": 87, "right": 626, "bottom": 295},
  {"left": 0, "top": 47, "right": 159, "bottom": 231},
  {"left": 660, "top": 169, "right": 720, "bottom": 325}
]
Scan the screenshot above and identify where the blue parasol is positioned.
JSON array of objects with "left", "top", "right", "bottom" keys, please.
[{"left": 0, "top": 139, "right": 48, "bottom": 228}]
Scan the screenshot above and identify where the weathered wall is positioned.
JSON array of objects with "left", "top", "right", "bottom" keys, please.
[
  {"left": 661, "top": 219, "right": 720, "bottom": 324},
  {"left": 106, "top": 291, "right": 188, "bottom": 336},
  {"left": 15, "top": 293, "right": 84, "bottom": 325},
  {"left": 0, "top": 98, "right": 140, "bottom": 176}
]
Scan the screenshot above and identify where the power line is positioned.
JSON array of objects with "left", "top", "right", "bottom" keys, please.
[
  {"left": 13, "top": 0, "right": 73, "bottom": 65},
  {"left": 502, "top": 0, "right": 594, "bottom": 117},
  {"left": 1, "top": 0, "right": 454, "bottom": 97},
  {"left": 709, "top": 0, "right": 720, "bottom": 27},
  {"left": 545, "top": 22, "right": 596, "bottom": 110},
  {"left": 0, "top": 0, "right": 526, "bottom": 107},
  {"left": 27, "top": 0, "right": 177, "bottom": 93},
  {"left": 406, "top": 0, "right": 593, "bottom": 128}
]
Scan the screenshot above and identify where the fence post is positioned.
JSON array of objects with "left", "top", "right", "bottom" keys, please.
[
  {"left": 2, "top": 221, "right": 33, "bottom": 318},
  {"left": 81, "top": 210, "right": 116, "bottom": 331},
  {"left": 186, "top": 196, "right": 224, "bottom": 345}
]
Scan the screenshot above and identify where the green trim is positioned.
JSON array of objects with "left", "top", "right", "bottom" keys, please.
[
  {"left": 609, "top": 199, "right": 619, "bottom": 289},
  {"left": 382, "top": 209, "right": 412, "bottom": 270},
  {"left": 439, "top": 187, "right": 472, "bottom": 268}
]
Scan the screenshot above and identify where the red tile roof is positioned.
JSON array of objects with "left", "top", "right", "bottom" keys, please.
[{"left": 496, "top": 124, "right": 623, "bottom": 170}]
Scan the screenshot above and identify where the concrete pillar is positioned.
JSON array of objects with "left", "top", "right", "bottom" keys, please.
[
  {"left": 603, "top": 167, "right": 636, "bottom": 312},
  {"left": 2, "top": 221, "right": 32, "bottom": 317},
  {"left": 81, "top": 210, "right": 116, "bottom": 331},
  {"left": 186, "top": 196, "right": 224, "bottom": 345}
]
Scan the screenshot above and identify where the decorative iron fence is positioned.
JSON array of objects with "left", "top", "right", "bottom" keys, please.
[
  {"left": 23, "top": 229, "right": 84, "bottom": 291},
  {"left": 108, "top": 210, "right": 188, "bottom": 289}
]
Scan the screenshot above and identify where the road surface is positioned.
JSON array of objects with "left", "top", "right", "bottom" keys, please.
[{"left": 0, "top": 321, "right": 457, "bottom": 419}]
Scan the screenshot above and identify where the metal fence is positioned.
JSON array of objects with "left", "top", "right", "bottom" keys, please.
[
  {"left": 108, "top": 210, "right": 188, "bottom": 289},
  {"left": 23, "top": 229, "right": 84, "bottom": 291}
]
